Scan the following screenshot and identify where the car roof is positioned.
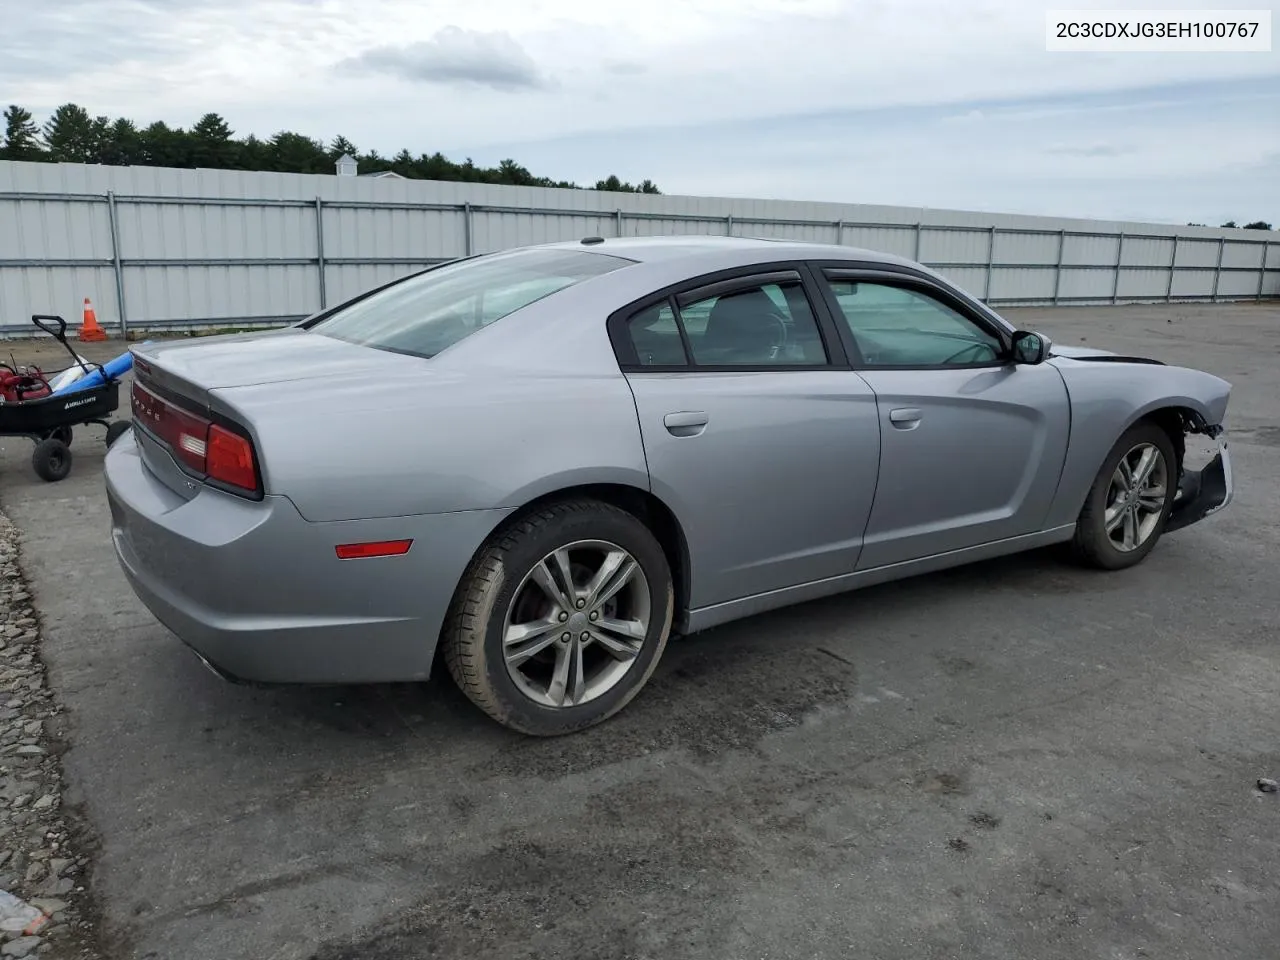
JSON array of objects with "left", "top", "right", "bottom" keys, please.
[{"left": 535, "top": 234, "right": 922, "bottom": 270}]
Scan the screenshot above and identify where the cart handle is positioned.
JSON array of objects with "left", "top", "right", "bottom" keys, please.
[
  {"left": 30, "top": 315, "right": 67, "bottom": 341},
  {"left": 30, "top": 314, "right": 105, "bottom": 380}
]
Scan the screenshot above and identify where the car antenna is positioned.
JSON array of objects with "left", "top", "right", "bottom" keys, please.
[{"left": 580, "top": 236, "right": 605, "bottom": 245}]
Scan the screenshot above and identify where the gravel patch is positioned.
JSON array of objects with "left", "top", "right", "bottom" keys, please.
[{"left": 0, "top": 512, "right": 99, "bottom": 959}]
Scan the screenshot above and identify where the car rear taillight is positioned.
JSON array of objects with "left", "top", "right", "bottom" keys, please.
[
  {"left": 206, "top": 424, "right": 257, "bottom": 491},
  {"left": 131, "top": 381, "right": 260, "bottom": 495}
]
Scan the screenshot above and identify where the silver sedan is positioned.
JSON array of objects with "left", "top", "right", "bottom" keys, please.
[{"left": 104, "top": 236, "right": 1233, "bottom": 735}]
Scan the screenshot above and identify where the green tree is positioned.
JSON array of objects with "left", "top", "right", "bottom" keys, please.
[
  {"left": 42, "top": 103, "right": 97, "bottom": 162},
  {"left": 267, "top": 131, "right": 327, "bottom": 173},
  {"left": 1, "top": 105, "right": 43, "bottom": 160},
  {"left": 98, "top": 118, "right": 144, "bottom": 165},
  {"left": 191, "top": 112, "right": 236, "bottom": 168},
  {"left": 1243, "top": 220, "right": 1273, "bottom": 230},
  {"left": 1220, "top": 220, "right": 1238, "bottom": 228},
  {"left": 328, "top": 135, "right": 358, "bottom": 159}
]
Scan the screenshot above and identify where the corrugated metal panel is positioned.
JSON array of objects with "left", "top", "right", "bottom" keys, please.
[
  {"left": 1177, "top": 240, "right": 1220, "bottom": 268},
  {"left": 0, "top": 265, "right": 118, "bottom": 327},
  {"left": 936, "top": 267, "right": 988, "bottom": 300},
  {"left": 1215, "top": 270, "right": 1261, "bottom": 297},
  {"left": 0, "top": 197, "right": 111, "bottom": 260},
  {"left": 1120, "top": 237, "right": 1172, "bottom": 268},
  {"left": 1221, "top": 240, "right": 1265, "bottom": 269},
  {"left": 918, "top": 228, "right": 990, "bottom": 265},
  {"left": 1062, "top": 234, "right": 1119, "bottom": 267},
  {"left": 1057, "top": 268, "right": 1115, "bottom": 300},
  {"left": 122, "top": 264, "right": 318, "bottom": 323},
  {"left": 1, "top": 158, "right": 1274, "bottom": 334},
  {"left": 325, "top": 263, "right": 426, "bottom": 307},
  {"left": 842, "top": 225, "right": 915, "bottom": 258},
  {"left": 1117, "top": 269, "right": 1172, "bottom": 299},
  {"left": 1170, "top": 269, "right": 1216, "bottom": 298},
  {"left": 993, "top": 231, "right": 1057, "bottom": 265},
  {"left": 989, "top": 267, "right": 1056, "bottom": 301}
]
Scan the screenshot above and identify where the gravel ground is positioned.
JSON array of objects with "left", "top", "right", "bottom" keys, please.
[{"left": 0, "top": 513, "right": 97, "bottom": 960}]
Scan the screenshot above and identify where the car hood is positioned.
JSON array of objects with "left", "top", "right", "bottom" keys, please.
[
  {"left": 131, "top": 327, "right": 427, "bottom": 393},
  {"left": 1049, "top": 344, "right": 1118, "bottom": 359}
]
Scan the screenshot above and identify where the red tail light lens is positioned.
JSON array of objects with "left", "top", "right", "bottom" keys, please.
[
  {"left": 207, "top": 424, "right": 257, "bottom": 491},
  {"left": 131, "top": 381, "right": 260, "bottom": 495}
]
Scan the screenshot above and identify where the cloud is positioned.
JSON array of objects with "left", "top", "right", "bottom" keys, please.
[
  {"left": 1044, "top": 144, "right": 1129, "bottom": 158},
  {"left": 339, "top": 27, "right": 549, "bottom": 91}
]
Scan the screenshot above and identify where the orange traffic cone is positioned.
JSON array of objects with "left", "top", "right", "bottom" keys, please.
[{"left": 78, "top": 297, "right": 107, "bottom": 342}]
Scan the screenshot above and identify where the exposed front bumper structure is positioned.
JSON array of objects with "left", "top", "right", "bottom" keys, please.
[{"left": 1165, "top": 440, "right": 1233, "bottom": 534}]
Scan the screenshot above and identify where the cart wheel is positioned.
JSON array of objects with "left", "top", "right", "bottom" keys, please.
[
  {"left": 46, "top": 426, "right": 73, "bottom": 447},
  {"left": 105, "top": 420, "right": 132, "bottom": 448},
  {"left": 32, "top": 438, "right": 72, "bottom": 483}
]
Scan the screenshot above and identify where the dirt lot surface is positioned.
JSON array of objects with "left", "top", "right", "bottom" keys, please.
[{"left": 0, "top": 302, "right": 1277, "bottom": 960}]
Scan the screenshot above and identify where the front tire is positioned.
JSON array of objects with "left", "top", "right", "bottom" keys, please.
[
  {"left": 1071, "top": 421, "right": 1177, "bottom": 570},
  {"left": 441, "top": 499, "right": 674, "bottom": 736}
]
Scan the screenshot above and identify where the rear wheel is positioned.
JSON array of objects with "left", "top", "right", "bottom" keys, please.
[
  {"left": 1071, "top": 422, "right": 1177, "bottom": 570},
  {"left": 441, "top": 499, "right": 674, "bottom": 736},
  {"left": 32, "top": 438, "right": 72, "bottom": 482}
]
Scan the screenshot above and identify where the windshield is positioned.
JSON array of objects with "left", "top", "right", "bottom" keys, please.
[{"left": 307, "top": 248, "right": 633, "bottom": 358}]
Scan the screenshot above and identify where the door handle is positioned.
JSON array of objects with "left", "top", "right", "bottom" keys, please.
[
  {"left": 664, "top": 411, "right": 709, "bottom": 437},
  {"left": 889, "top": 407, "right": 922, "bottom": 429}
]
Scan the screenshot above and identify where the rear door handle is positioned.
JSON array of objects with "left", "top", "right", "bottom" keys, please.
[
  {"left": 889, "top": 407, "right": 922, "bottom": 429},
  {"left": 664, "top": 411, "right": 709, "bottom": 436}
]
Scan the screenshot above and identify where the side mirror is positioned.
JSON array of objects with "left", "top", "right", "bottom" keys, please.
[{"left": 1011, "top": 330, "right": 1052, "bottom": 365}]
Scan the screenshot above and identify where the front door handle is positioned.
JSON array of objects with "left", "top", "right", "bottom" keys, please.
[
  {"left": 664, "top": 411, "right": 709, "bottom": 437},
  {"left": 889, "top": 407, "right": 922, "bottom": 429}
]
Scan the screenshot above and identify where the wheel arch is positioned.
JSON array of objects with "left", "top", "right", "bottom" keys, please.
[{"left": 475, "top": 482, "right": 693, "bottom": 627}]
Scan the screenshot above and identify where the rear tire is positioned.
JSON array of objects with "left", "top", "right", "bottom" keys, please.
[
  {"left": 32, "top": 438, "right": 72, "bottom": 482},
  {"left": 441, "top": 499, "right": 674, "bottom": 736},
  {"left": 1071, "top": 421, "right": 1177, "bottom": 570}
]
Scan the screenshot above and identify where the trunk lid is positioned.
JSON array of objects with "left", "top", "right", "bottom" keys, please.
[{"left": 131, "top": 327, "right": 428, "bottom": 399}]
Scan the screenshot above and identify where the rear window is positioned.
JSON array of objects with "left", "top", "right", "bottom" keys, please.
[{"left": 307, "top": 248, "right": 632, "bottom": 358}]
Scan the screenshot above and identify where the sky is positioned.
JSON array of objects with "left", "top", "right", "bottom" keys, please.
[{"left": 3, "top": 0, "right": 1279, "bottom": 226}]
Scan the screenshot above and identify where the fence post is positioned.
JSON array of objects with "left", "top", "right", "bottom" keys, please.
[
  {"left": 1052, "top": 230, "right": 1065, "bottom": 304},
  {"left": 1256, "top": 242, "right": 1269, "bottom": 302},
  {"left": 1165, "top": 236, "right": 1178, "bottom": 302},
  {"left": 835, "top": 220, "right": 845, "bottom": 246},
  {"left": 314, "top": 197, "right": 327, "bottom": 310},
  {"left": 984, "top": 226, "right": 996, "bottom": 301},
  {"left": 106, "top": 191, "right": 128, "bottom": 339},
  {"left": 726, "top": 214, "right": 734, "bottom": 237},
  {"left": 913, "top": 223, "right": 922, "bottom": 261},
  {"left": 1111, "top": 232, "right": 1124, "bottom": 304},
  {"left": 462, "top": 202, "right": 474, "bottom": 256},
  {"left": 1211, "top": 237, "right": 1225, "bottom": 301},
  {"left": 615, "top": 208, "right": 623, "bottom": 238}
]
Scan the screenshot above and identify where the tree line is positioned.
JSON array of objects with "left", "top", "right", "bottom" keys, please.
[
  {"left": 0, "top": 104, "right": 661, "bottom": 194},
  {"left": 1188, "top": 220, "right": 1273, "bottom": 230}
]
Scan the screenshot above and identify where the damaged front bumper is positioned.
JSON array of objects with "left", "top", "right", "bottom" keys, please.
[{"left": 1165, "top": 437, "right": 1233, "bottom": 534}]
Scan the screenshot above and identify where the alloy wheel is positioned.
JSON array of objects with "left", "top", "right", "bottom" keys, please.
[
  {"left": 1105, "top": 442, "right": 1169, "bottom": 552},
  {"left": 502, "top": 539, "right": 652, "bottom": 708}
]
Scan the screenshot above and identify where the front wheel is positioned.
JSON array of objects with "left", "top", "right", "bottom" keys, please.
[
  {"left": 1071, "top": 422, "right": 1177, "bottom": 570},
  {"left": 441, "top": 499, "right": 674, "bottom": 736}
]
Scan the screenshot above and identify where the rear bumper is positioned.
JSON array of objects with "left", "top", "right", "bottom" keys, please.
[
  {"left": 104, "top": 431, "right": 509, "bottom": 684},
  {"left": 1165, "top": 440, "right": 1233, "bottom": 534}
]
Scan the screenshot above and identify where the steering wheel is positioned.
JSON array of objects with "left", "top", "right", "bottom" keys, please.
[{"left": 939, "top": 342, "right": 993, "bottom": 365}]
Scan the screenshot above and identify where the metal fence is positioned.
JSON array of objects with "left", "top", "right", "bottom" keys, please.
[{"left": 1, "top": 160, "right": 1277, "bottom": 337}]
